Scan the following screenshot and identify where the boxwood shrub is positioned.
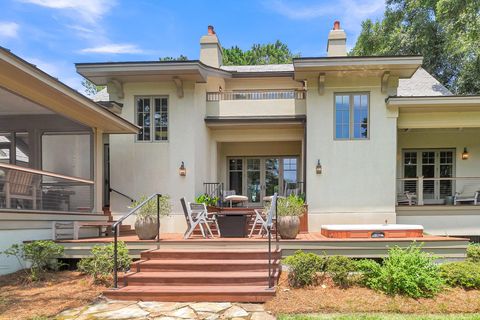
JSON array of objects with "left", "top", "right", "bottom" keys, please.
[
  {"left": 440, "top": 261, "right": 480, "bottom": 289},
  {"left": 283, "top": 250, "right": 327, "bottom": 287},
  {"left": 467, "top": 243, "right": 480, "bottom": 262}
]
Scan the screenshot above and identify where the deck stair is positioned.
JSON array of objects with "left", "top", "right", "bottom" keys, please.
[{"left": 104, "top": 248, "right": 281, "bottom": 302}]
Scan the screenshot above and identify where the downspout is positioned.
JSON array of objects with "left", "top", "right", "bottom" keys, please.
[{"left": 303, "top": 118, "right": 307, "bottom": 201}]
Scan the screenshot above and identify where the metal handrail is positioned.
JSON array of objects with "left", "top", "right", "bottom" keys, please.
[
  {"left": 112, "top": 193, "right": 162, "bottom": 288},
  {"left": 266, "top": 193, "right": 278, "bottom": 288},
  {"left": 110, "top": 187, "right": 136, "bottom": 203},
  {"left": 206, "top": 89, "right": 306, "bottom": 101}
]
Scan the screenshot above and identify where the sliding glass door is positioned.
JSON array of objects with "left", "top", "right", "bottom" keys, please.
[{"left": 228, "top": 156, "right": 299, "bottom": 206}]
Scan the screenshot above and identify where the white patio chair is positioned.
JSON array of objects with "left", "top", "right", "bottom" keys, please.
[
  {"left": 397, "top": 191, "right": 417, "bottom": 206},
  {"left": 180, "top": 198, "right": 215, "bottom": 239},
  {"left": 454, "top": 184, "right": 480, "bottom": 205},
  {"left": 249, "top": 193, "right": 278, "bottom": 238}
]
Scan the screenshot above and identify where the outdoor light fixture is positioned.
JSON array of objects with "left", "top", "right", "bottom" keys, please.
[
  {"left": 462, "top": 147, "right": 469, "bottom": 160},
  {"left": 179, "top": 161, "right": 187, "bottom": 176},
  {"left": 316, "top": 160, "right": 322, "bottom": 174}
]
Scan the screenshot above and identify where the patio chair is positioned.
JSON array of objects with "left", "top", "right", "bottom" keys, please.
[
  {"left": 3, "top": 170, "right": 39, "bottom": 209},
  {"left": 454, "top": 184, "right": 480, "bottom": 205},
  {"left": 249, "top": 193, "right": 278, "bottom": 238},
  {"left": 180, "top": 198, "right": 216, "bottom": 239},
  {"left": 397, "top": 191, "right": 417, "bottom": 206}
]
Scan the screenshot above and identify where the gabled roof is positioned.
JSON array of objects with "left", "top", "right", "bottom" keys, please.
[
  {"left": 397, "top": 67, "right": 452, "bottom": 96},
  {"left": 0, "top": 47, "right": 138, "bottom": 134}
]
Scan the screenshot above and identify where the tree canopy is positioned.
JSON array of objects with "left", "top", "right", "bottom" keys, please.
[
  {"left": 159, "top": 55, "right": 189, "bottom": 61},
  {"left": 222, "top": 40, "right": 300, "bottom": 65},
  {"left": 351, "top": 0, "right": 480, "bottom": 94}
]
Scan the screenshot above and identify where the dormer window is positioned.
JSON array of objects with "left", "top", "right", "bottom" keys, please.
[{"left": 334, "top": 92, "right": 369, "bottom": 140}]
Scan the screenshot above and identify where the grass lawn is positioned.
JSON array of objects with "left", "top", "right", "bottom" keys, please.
[
  {"left": 0, "top": 270, "right": 105, "bottom": 320},
  {"left": 278, "top": 314, "right": 480, "bottom": 320}
]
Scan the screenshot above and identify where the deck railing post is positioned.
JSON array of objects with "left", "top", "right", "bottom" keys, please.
[
  {"left": 268, "top": 225, "right": 272, "bottom": 288},
  {"left": 157, "top": 194, "right": 161, "bottom": 249},
  {"left": 113, "top": 224, "right": 118, "bottom": 289},
  {"left": 418, "top": 176, "right": 424, "bottom": 206}
]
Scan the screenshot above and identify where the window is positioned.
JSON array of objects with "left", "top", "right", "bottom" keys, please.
[
  {"left": 335, "top": 93, "right": 369, "bottom": 139},
  {"left": 136, "top": 96, "right": 168, "bottom": 141},
  {"left": 0, "top": 132, "right": 30, "bottom": 166}
]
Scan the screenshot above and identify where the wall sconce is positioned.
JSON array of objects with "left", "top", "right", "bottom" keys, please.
[
  {"left": 316, "top": 160, "right": 322, "bottom": 174},
  {"left": 179, "top": 161, "right": 187, "bottom": 176},
  {"left": 462, "top": 147, "right": 469, "bottom": 160}
]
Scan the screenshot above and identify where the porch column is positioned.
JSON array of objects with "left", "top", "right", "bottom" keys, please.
[{"left": 93, "top": 128, "right": 104, "bottom": 213}]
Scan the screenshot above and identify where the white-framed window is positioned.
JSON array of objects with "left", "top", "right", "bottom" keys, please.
[
  {"left": 334, "top": 92, "right": 369, "bottom": 140},
  {"left": 135, "top": 96, "right": 168, "bottom": 142}
]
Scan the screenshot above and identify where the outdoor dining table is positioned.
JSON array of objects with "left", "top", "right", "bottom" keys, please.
[{"left": 215, "top": 210, "right": 254, "bottom": 238}]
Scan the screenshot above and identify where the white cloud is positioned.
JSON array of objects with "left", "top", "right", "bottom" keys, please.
[
  {"left": 18, "top": 0, "right": 116, "bottom": 24},
  {"left": 0, "top": 22, "right": 19, "bottom": 38},
  {"left": 80, "top": 43, "right": 144, "bottom": 54}
]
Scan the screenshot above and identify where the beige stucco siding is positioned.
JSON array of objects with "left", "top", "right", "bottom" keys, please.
[{"left": 305, "top": 75, "right": 397, "bottom": 230}]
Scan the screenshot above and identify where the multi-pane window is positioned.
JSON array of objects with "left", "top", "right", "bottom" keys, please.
[
  {"left": 136, "top": 96, "right": 168, "bottom": 142},
  {"left": 335, "top": 93, "right": 369, "bottom": 139}
]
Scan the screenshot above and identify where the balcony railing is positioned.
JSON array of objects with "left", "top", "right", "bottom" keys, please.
[
  {"left": 206, "top": 90, "right": 306, "bottom": 101},
  {"left": 397, "top": 176, "right": 480, "bottom": 206},
  {"left": 0, "top": 163, "right": 94, "bottom": 212}
]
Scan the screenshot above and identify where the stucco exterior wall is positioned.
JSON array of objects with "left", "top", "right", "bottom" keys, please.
[{"left": 305, "top": 75, "right": 398, "bottom": 230}]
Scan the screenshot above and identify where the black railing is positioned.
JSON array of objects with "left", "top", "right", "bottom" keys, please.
[
  {"left": 112, "top": 193, "right": 161, "bottom": 288},
  {"left": 266, "top": 193, "right": 279, "bottom": 288},
  {"left": 110, "top": 187, "right": 136, "bottom": 203},
  {"left": 203, "top": 182, "right": 224, "bottom": 206}
]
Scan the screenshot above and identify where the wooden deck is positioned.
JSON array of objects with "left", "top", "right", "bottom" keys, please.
[{"left": 57, "top": 232, "right": 469, "bottom": 260}]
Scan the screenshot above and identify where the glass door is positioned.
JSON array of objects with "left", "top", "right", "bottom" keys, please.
[
  {"left": 246, "top": 158, "right": 261, "bottom": 204},
  {"left": 263, "top": 158, "right": 280, "bottom": 199}
]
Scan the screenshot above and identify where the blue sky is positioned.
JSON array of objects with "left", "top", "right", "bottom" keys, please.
[{"left": 0, "top": 0, "right": 385, "bottom": 95}]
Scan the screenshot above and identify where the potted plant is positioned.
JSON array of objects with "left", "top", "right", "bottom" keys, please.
[
  {"left": 274, "top": 194, "right": 306, "bottom": 239},
  {"left": 131, "top": 195, "right": 172, "bottom": 240},
  {"left": 195, "top": 194, "right": 220, "bottom": 212}
]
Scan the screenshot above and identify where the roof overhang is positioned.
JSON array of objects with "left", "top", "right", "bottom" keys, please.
[
  {"left": 387, "top": 95, "right": 480, "bottom": 112},
  {"left": 293, "top": 56, "right": 423, "bottom": 80},
  {"left": 0, "top": 47, "right": 139, "bottom": 134},
  {"left": 205, "top": 115, "right": 306, "bottom": 129},
  {"left": 76, "top": 60, "right": 232, "bottom": 85}
]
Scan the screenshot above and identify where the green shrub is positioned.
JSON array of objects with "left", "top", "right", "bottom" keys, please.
[
  {"left": 440, "top": 261, "right": 480, "bottom": 289},
  {"left": 283, "top": 250, "right": 327, "bottom": 287},
  {"left": 326, "top": 255, "right": 356, "bottom": 288},
  {"left": 357, "top": 244, "right": 444, "bottom": 298},
  {"left": 467, "top": 243, "right": 480, "bottom": 262},
  {"left": 266, "top": 194, "right": 305, "bottom": 217},
  {"left": 78, "top": 241, "right": 131, "bottom": 284},
  {"left": 195, "top": 194, "right": 219, "bottom": 207},
  {"left": 2, "top": 240, "right": 64, "bottom": 281},
  {"left": 130, "top": 195, "right": 172, "bottom": 219},
  {"left": 355, "top": 259, "right": 382, "bottom": 287}
]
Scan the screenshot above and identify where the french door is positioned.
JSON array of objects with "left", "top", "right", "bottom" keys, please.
[
  {"left": 402, "top": 149, "right": 455, "bottom": 202},
  {"left": 228, "top": 156, "right": 298, "bottom": 206}
]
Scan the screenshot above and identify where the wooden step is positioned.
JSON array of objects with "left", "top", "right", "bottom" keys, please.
[
  {"left": 104, "top": 285, "right": 276, "bottom": 302},
  {"left": 133, "top": 259, "right": 281, "bottom": 272},
  {"left": 141, "top": 249, "right": 282, "bottom": 260},
  {"left": 120, "top": 271, "right": 279, "bottom": 286}
]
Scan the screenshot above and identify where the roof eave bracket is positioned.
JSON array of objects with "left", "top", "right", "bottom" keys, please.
[
  {"left": 381, "top": 71, "right": 390, "bottom": 94},
  {"left": 318, "top": 73, "right": 325, "bottom": 95},
  {"left": 173, "top": 77, "right": 184, "bottom": 98}
]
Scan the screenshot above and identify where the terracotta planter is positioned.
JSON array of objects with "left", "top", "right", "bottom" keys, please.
[
  {"left": 135, "top": 216, "right": 158, "bottom": 240},
  {"left": 278, "top": 216, "right": 300, "bottom": 239}
]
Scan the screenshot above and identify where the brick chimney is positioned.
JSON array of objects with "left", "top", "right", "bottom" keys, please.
[
  {"left": 327, "top": 20, "right": 347, "bottom": 57},
  {"left": 200, "top": 25, "right": 223, "bottom": 68}
]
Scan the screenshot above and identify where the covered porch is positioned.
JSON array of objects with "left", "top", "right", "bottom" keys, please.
[{"left": 390, "top": 96, "right": 480, "bottom": 237}]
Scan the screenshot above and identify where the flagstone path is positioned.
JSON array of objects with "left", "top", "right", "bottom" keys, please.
[{"left": 55, "top": 298, "right": 276, "bottom": 320}]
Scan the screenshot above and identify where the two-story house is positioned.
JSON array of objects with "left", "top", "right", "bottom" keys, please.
[{"left": 77, "top": 22, "right": 480, "bottom": 238}]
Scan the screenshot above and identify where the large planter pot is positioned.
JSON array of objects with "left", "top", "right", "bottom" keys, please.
[
  {"left": 278, "top": 216, "right": 300, "bottom": 239},
  {"left": 135, "top": 216, "right": 158, "bottom": 240}
]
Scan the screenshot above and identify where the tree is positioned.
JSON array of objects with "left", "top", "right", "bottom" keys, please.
[
  {"left": 351, "top": 0, "right": 480, "bottom": 94},
  {"left": 222, "top": 40, "right": 300, "bottom": 65},
  {"left": 159, "top": 55, "right": 188, "bottom": 61},
  {"left": 82, "top": 79, "right": 105, "bottom": 97}
]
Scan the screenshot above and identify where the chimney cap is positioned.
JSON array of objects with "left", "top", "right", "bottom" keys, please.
[
  {"left": 333, "top": 21, "right": 341, "bottom": 30},
  {"left": 207, "top": 25, "right": 216, "bottom": 35}
]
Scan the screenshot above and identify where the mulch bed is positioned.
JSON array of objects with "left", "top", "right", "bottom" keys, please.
[
  {"left": 0, "top": 270, "right": 105, "bottom": 320},
  {"left": 265, "top": 273, "right": 480, "bottom": 315}
]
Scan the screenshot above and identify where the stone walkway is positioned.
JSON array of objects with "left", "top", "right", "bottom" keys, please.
[{"left": 55, "top": 298, "right": 276, "bottom": 320}]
